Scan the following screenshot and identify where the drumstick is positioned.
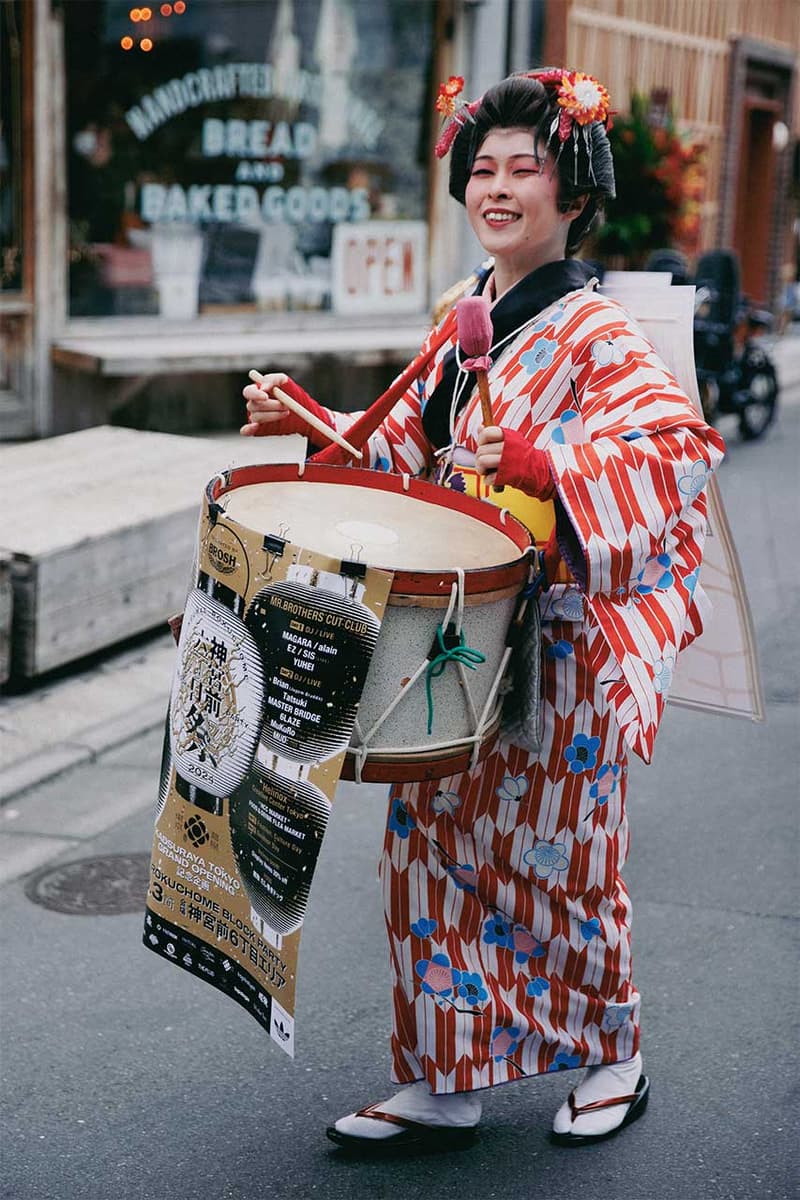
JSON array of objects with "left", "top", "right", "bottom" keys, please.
[
  {"left": 311, "top": 311, "right": 458, "bottom": 465},
  {"left": 456, "top": 296, "right": 503, "bottom": 492},
  {"left": 456, "top": 295, "right": 495, "bottom": 425},
  {"left": 248, "top": 369, "right": 361, "bottom": 460}
]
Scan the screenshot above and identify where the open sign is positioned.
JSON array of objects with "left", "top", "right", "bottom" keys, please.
[{"left": 331, "top": 221, "right": 428, "bottom": 315}]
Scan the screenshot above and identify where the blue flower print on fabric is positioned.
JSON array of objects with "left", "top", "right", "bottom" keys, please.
[
  {"left": 483, "top": 913, "right": 514, "bottom": 949},
  {"left": 678, "top": 459, "right": 709, "bottom": 499},
  {"left": 550, "top": 409, "right": 582, "bottom": 445},
  {"left": 523, "top": 839, "right": 570, "bottom": 880},
  {"left": 531, "top": 318, "right": 548, "bottom": 333},
  {"left": 446, "top": 862, "right": 478, "bottom": 893},
  {"left": 601, "top": 1002, "right": 635, "bottom": 1032},
  {"left": 584, "top": 762, "right": 623, "bottom": 820},
  {"left": 621, "top": 429, "right": 645, "bottom": 441},
  {"left": 526, "top": 977, "right": 551, "bottom": 998},
  {"left": 432, "top": 789, "right": 461, "bottom": 817},
  {"left": 550, "top": 306, "right": 565, "bottom": 323},
  {"left": 491, "top": 1026, "right": 522, "bottom": 1061},
  {"left": 653, "top": 656, "right": 675, "bottom": 695},
  {"left": 564, "top": 733, "right": 601, "bottom": 774},
  {"left": 415, "top": 953, "right": 459, "bottom": 997},
  {"left": 417, "top": 378, "right": 427, "bottom": 413},
  {"left": 510, "top": 926, "right": 546, "bottom": 964},
  {"left": 410, "top": 918, "right": 438, "bottom": 938},
  {"left": 634, "top": 553, "right": 674, "bottom": 595},
  {"left": 521, "top": 337, "right": 558, "bottom": 374},
  {"left": 546, "top": 639, "right": 574, "bottom": 660},
  {"left": 550, "top": 589, "right": 584, "bottom": 621},
  {"left": 683, "top": 566, "right": 700, "bottom": 599},
  {"left": 580, "top": 917, "right": 603, "bottom": 942},
  {"left": 590, "top": 338, "right": 624, "bottom": 367},
  {"left": 588, "top": 762, "right": 621, "bottom": 806},
  {"left": 549, "top": 1051, "right": 582, "bottom": 1071},
  {"left": 456, "top": 972, "right": 489, "bottom": 1007},
  {"left": 496, "top": 773, "right": 528, "bottom": 802},
  {"left": 375, "top": 455, "right": 391, "bottom": 472},
  {"left": 388, "top": 796, "right": 415, "bottom": 839}
]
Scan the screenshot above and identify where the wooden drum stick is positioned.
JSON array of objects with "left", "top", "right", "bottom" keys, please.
[{"left": 248, "top": 369, "right": 360, "bottom": 460}]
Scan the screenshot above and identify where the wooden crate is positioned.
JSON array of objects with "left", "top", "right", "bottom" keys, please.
[{"left": 1, "top": 425, "right": 304, "bottom": 680}]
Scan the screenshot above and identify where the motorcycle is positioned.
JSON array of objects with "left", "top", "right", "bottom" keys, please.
[
  {"left": 644, "top": 248, "right": 779, "bottom": 441},
  {"left": 691, "top": 249, "right": 779, "bottom": 441}
]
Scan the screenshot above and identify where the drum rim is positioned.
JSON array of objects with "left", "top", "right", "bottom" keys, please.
[{"left": 207, "top": 462, "right": 534, "bottom": 595}]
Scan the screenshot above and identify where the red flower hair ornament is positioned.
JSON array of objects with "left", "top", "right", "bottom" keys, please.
[{"left": 434, "top": 75, "right": 482, "bottom": 159}]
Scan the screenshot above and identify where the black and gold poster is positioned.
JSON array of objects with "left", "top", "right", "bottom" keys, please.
[{"left": 143, "top": 496, "right": 392, "bottom": 1056}]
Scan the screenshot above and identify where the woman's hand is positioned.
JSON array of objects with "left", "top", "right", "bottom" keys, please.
[
  {"left": 475, "top": 426, "right": 556, "bottom": 499},
  {"left": 240, "top": 372, "right": 291, "bottom": 436},
  {"left": 475, "top": 425, "right": 505, "bottom": 484}
]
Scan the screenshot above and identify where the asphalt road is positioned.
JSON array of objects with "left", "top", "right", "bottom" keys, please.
[{"left": 1, "top": 403, "right": 797, "bottom": 1200}]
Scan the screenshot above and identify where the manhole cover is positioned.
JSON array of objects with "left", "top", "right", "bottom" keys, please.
[{"left": 24, "top": 853, "right": 151, "bottom": 915}]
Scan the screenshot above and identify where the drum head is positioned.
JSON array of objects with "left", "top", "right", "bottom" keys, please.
[{"left": 222, "top": 478, "right": 520, "bottom": 571}]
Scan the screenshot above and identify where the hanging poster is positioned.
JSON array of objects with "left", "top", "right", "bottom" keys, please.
[{"left": 143, "top": 492, "right": 392, "bottom": 1056}]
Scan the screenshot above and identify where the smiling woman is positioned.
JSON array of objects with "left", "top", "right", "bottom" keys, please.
[{"left": 240, "top": 66, "right": 725, "bottom": 1159}]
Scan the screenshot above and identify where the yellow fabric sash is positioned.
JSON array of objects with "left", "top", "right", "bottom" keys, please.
[{"left": 453, "top": 463, "right": 573, "bottom": 584}]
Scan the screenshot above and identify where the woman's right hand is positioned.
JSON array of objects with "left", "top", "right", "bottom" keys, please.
[{"left": 240, "top": 372, "right": 291, "bottom": 436}]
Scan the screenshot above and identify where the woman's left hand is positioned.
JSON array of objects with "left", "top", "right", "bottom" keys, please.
[{"left": 475, "top": 425, "right": 504, "bottom": 484}]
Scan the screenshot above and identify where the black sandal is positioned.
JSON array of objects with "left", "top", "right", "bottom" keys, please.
[
  {"left": 550, "top": 1074, "right": 650, "bottom": 1147},
  {"left": 326, "top": 1103, "right": 478, "bottom": 1156}
]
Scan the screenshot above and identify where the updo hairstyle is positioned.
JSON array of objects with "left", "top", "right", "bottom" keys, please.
[{"left": 448, "top": 73, "right": 616, "bottom": 255}]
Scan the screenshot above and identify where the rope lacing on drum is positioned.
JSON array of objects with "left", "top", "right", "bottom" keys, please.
[{"left": 350, "top": 567, "right": 500, "bottom": 783}]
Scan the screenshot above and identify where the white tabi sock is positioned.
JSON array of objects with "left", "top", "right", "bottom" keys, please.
[
  {"left": 552, "top": 1052, "right": 643, "bottom": 1139},
  {"left": 334, "top": 1080, "right": 483, "bottom": 1140}
]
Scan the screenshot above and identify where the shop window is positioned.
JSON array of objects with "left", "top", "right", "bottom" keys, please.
[
  {"left": 1, "top": 0, "right": 25, "bottom": 293},
  {"left": 64, "top": 0, "right": 435, "bottom": 320}
]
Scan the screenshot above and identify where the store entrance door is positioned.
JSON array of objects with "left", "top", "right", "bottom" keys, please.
[
  {"left": 734, "top": 96, "right": 782, "bottom": 305},
  {"left": 0, "top": 0, "right": 35, "bottom": 439}
]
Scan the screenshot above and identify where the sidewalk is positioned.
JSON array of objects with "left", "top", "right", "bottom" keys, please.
[{"left": 0, "top": 631, "right": 174, "bottom": 805}]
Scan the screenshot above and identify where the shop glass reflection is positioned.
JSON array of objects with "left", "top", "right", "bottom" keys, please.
[{"left": 64, "top": 0, "right": 434, "bottom": 318}]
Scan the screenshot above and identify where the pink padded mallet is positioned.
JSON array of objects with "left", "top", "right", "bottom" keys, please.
[{"left": 456, "top": 295, "right": 495, "bottom": 425}]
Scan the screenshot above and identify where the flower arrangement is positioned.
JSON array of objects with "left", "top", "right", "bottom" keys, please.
[{"left": 593, "top": 91, "right": 706, "bottom": 265}]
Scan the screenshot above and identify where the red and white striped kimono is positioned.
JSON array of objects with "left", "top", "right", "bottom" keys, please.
[{"left": 322, "top": 280, "right": 725, "bottom": 1092}]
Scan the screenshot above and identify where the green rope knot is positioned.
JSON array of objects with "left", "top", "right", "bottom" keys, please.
[{"left": 425, "top": 623, "right": 486, "bottom": 735}]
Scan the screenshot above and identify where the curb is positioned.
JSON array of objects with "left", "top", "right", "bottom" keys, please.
[{"left": 0, "top": 699, "right": 165, "bottom": 806}]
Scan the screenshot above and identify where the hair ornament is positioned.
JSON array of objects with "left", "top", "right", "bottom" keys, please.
[
  {"left": 434, "top": 88, "right": 482, "bottom": 160},
  {"left": 554, "top": 71, "right": 611, "bottom": 133},
  {"left": 435, "top": 75, "right": 465, "bottom": 117},
  {"left": 524, "top": 68, "right": 612, "bottom": 186}
]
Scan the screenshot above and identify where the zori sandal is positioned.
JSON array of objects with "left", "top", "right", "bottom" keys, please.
[
  {"left": 550, "top": 1074, "right": 650, "bottom": 1146},
  {"left": 326, "top": 1104, "right": 478, "bottom": 1156}
]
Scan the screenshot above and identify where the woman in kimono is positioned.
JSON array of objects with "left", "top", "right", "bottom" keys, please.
[{"left": 241, "top": 69, "right": 725, "bottom": 1153}]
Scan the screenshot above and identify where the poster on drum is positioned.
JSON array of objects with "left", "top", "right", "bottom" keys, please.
[{"left": 144, "top": 493, "right": 393, "bottom": 1056}]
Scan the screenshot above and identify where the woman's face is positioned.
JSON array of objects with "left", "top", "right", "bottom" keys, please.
[{"left": 464, "top": 127, "right": 574, "bottom": 284}]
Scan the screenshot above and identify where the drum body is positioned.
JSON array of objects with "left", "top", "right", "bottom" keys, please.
[{"left": 209, "top": 463, "right": 532, "bottom": 782}]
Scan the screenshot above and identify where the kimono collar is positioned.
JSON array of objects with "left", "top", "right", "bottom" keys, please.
[{"left": 422, "top": 257, "right": 596, "bottom": 450}]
